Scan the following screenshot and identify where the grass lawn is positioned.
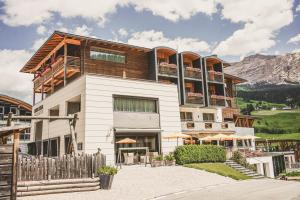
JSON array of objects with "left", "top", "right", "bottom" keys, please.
[
  {"left": 253, "top": 110, "right": 300, "bottom": 136},
  {"left": 256, "top": 133, "right": 300, "bottom": 140},
  {"left": 184, "top": 163, "right": 250, "bottom": 180}
]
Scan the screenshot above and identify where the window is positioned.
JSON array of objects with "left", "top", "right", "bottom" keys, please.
[
  {"left": 49, "top": 105, "right": 59, "bottom": 122},
  {"left": 180, "top": 112, "right": 193, "bottom": 121},
  {"left": 67, "top": 102, "right": 81, "bottom": 115},
  {"left": 64, "top": 135, "right": 72, "bottom": 154},
  {"left": 10, "top": 107, "right": 17, "bottom": 115},
  {"left": 205, "top": 123, "right": 212, "bottom": 129},
  {"left": 203, "top": 113, "right": 214, "bottom": 122},
  {"left": 90, "top": 49, "right": 125, "bottom": 63},
  {"left": 0, "top": 106, "right": 3, "bottom": 120},
  {"left": 114, "top": 96, "right": 157, "bottom": 113},
  {"left": 222, "top": 123, "right": 229, "bottom": 129},
  {"left": 49, "top": 138, "right": 59, "bottom": 157},
  {"left": 35, "top": 121, "right": 43, "bottom": 141}
]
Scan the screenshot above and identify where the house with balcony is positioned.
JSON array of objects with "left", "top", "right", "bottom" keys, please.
[
  {"left": 20, "top": 31, "right": 255, "bottom": 164},
  {"left": 0, "top": 94, "right": 32, "bottom": 152}
]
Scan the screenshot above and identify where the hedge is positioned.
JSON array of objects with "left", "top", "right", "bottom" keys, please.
[{"left": 174, "top": 145, "right": 226, "bottom": 165}]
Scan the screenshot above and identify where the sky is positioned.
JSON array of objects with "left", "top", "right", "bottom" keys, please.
[{"left": 0, "top": 0, "right": 300, "bottom": 104}]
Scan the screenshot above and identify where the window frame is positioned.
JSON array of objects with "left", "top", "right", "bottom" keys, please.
[
  {"left": 180, "top": 112, "right": 193, "bottom": 121},
  {"left": 113, "top": 95, "right": 158, "bottom": 113},
  {"left": 203, "top": 113, "right": 215, "bottom": 122},
  {"left": 90, "top": 47, "right": 126, "bottom": 64}
]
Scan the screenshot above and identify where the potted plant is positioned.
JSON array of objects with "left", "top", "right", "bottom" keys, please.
[
  {"left": 164, "top": 153, "right": 176, "bottom": 166},
  {"left": 97, "top": 166, "right": 118, "bottom": 190},
  {"left": 151, "top": 155, "right": 164, "bottom": 167}
]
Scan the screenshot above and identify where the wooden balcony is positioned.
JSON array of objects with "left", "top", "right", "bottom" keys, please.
[
  {"left": 207, "top": 71, "right": 223, "bottom": 83},
  {"left": 223, "top": 107, "right": 240, "bottom": 120},
  {"left": 33, "top": 56, "right": 80, "bottom": 92},
  {"left": 158, "top": 62, "right": 177, "bottom": 76},
  {"left": 184, "top": 67, "right": 202, "bottom": 80},
  {"left": 186, "top": 92, "right": 204, "bottom": 104},
  {"left": 210, "top": 95, "right": 226, "bottom": 106}
]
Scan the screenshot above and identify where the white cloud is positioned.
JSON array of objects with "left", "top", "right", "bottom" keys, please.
[
  {"left": 32, "top": 37, "right": 47, "bottom": 51},
  {"left": 292, "top": 48, "right": 300, "bottom": 53},
  {"left": 118, "top": 28, "right": 128, "bottom": 38},
  {"left": 0, "top": 49, "right": 33, "bottom": 103},
  {"left": 297, "top": 3, "right": 300, "bottom": 12},
  {"left": 127, "top": 30, "right": 210, "bottom": 52},
  {"left": 287, "top": 33, "right": 300, "bottom": 44},
  {"left": 131, "top": 0, "right": 217, "bottom": 22},
  {"left": 213, "top": 0, "right": 293, "bottom": 56},
  {"left": 0, "top": 0, "right": 217, "bottom": 27},
  {"left": 36, "top": 25, "right": 47, "bottom": 35},
  {"left": 72, "top": 25, "right": 92, "bottom": 36}
]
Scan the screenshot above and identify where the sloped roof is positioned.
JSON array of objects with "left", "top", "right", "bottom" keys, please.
[{"left": 0, "top": 94, "right": 32, "bottom": 112}]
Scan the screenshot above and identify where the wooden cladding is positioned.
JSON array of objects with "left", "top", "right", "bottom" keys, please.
[{"left": 84, "top": 43, "right": 150, "bottom": 80}]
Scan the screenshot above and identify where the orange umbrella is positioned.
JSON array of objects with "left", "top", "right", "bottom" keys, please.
[{"left": 116, "top": 138, "right": 137, "bottom": 144}]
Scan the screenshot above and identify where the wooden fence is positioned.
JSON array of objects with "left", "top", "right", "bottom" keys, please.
[{"left": 17, "top": 153, "right": 106, "bottom": 181}]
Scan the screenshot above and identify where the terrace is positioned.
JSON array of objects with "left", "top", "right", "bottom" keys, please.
[
  {"left": 156, "top": 47, "right": 178, "bottom": 77},
  {"left": 184, "top": 81, "right": 204, "bottom": 105},
  {"left": 181, "top": 52, "right": 202, "bottom": 80},
  {"left": 205, "top": 57, "right": 224, "bottom": 83}
]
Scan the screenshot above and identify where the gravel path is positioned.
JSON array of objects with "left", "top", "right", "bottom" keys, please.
[{"left": 19, "top": 165, "right": 235, "bottom": 200}]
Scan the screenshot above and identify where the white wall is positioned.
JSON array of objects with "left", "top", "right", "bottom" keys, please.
[
  {"left": 84, "top": 75, "right": 182, "bottom": 165},
  {"left": 235, "top": 127, "right": 255, "bottom": 136},
  {"left": 32, "top": 77, "right": 86, "bottom": 156},
  {"left": 247, "top": 156, "right": 275, "bottom": 178}
]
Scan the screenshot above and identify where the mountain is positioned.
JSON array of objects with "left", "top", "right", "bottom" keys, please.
[{"left": 225, "top": 52, "right": 300, "bottom": 85}]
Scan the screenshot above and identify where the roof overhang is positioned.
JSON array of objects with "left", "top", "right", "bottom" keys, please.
[
  {"left": 20, "top": 31, "right": 151, "bottom": 74},
  {"left": 224, "top": 73, "right": 247, "bottom": 84},
  {"left": 0, "top": 94, "right": 32, "bottom": 111}
]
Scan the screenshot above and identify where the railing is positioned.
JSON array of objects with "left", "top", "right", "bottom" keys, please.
[
  {"left": 222, "top": 107, "right": 240, "bottom": 119},
  {"left": 186, "top": 92, "right": 204, "bottom": 104},
  {"left": 184, "top": 67, "right": 202, "bottom": 79},
  {"left": 158, "top": 62, "right": 177, "bottom": 76},
  {"left": 34, "top": 56, "right": 80, "bottom": 89},
  {"left": 17, "top": 152, "right": 105, "bottom": 181},
  {"left": 210, "top": 95, "right": 226, "bottom": 106},
  {"left": 207, "top": 71, "right": 223, "bottom": 83}
]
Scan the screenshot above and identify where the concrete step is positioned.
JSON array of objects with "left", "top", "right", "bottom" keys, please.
[{"left": 225, "top": 160, "right": 264, "bottom": 179}]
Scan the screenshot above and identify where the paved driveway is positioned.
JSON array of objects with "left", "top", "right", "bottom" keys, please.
[
  {"left": 19, "top": 165, "right": 300, "bottom": 200},
  {"left": 161, "top": 179, "right": 300, "bottom": 200}
]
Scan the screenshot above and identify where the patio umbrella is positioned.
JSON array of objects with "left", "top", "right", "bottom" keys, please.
[
  {"left": 239, "top": 135, "right": 260, "bottom": 140},
  {"left": 116, "top": 138, "right": 137, "bottom": 144},
  {"left": 163, "top": 132, "right": 191, "bottom": 146}
]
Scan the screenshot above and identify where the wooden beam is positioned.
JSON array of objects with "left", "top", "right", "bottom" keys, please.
[
  {"left": 64, "top": 43, "right": 67, "bottom": 86},
  {"left": 30, "top": 38, "right": 66, "bottom": 73},
  {"left": 12, "top": 130, "right": 19, "bottom": 200}
]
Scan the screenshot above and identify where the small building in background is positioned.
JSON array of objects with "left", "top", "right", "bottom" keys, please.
[{"left": 0, "top": 94, "right": 32, "bottom": 152}]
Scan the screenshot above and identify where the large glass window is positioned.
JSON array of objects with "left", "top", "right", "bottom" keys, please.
[
  {"left": 203, "top": 113, "right": 215, "bottom": 122},
  {"left": 90, "top": 49, "right": 125, "bottom": 63},
  {"left": 180, "top": 112, "right": 193, "bottom": 121},
  {"left": 114, "top": 96, "right": 157, "bottom": 113}
]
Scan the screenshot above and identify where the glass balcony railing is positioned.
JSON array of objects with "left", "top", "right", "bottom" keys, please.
[
  {"left": 186, "top": 92, "right": 204, "bottom": 104},
  {"left": 210, "top": 95, "right": 226, "bottom": 106},
  {"left": 158, "top": 62, "right": 177, "bottom": 76},
  {"left": 184, "top": 67, "right": 202, "bottom": 79},
  {"left": 207, "top": 71, "right": 223, "bottom": 83}
]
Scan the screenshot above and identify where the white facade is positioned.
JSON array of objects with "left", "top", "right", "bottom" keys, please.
[
  {"left": 32, "top": 74, "right": 181, "bottom": 165},
  {"left": 247, "top": 156, "right": 275, "bottom": 178}
]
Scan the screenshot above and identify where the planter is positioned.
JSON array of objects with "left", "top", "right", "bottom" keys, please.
[
  {"left": 99, "top": 174, "right": 114, "bottom": 190},
  {"left": 151, "top": 160, "right": 164, "bottom": 167},
  {"left": 165, "top": 160, "right": 176, "bottom": 166}
]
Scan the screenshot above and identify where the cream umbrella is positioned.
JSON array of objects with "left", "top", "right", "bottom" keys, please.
[
  {"left": 239, "top": 135, "right": 260, "bottom": 140},
  {"left": 116, "top": 138, "right": 137, "bottom": 144},
  {"left": 163, "top": 132, "right": 191, "bottom": 146}
]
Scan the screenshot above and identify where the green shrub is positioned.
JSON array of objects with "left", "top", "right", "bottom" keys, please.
[
  {"left": 174, "top": 145, "right": 226, "bottom": 165},
  {"left": 164, "top": 153, "right": 175, "bottom": 161},
  {"left": 154, "top": 155, "right": 164, "bottom": 161},
  {"left": 97, "top": 166, "right": 118, "bottom": 175},
  {"left": 232, "top": 151, "right": 256, "bottom": 171}
]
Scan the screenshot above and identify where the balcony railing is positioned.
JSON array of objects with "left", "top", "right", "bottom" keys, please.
[
  {"left": 34, "top": 56, "right": 80, "bottom": 90},
  {"left": 184, "top": 67, "right": 202, "bottom": 79},
  {"left": 158, "top": 62, "right": 177, "bottom": 76},
  {"left": 210, "top": 95, "right": 226, "bottom": 106},
  {"left": 186, "top": 92, "right": 204, "bottom": 104},
  {"left": 207, "top": 71, "right": 223, "bottom": 83}
]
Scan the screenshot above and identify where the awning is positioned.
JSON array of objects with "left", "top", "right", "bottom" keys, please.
[{"left": 114, "top": 128, "right": 163, "bottom": 133}]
